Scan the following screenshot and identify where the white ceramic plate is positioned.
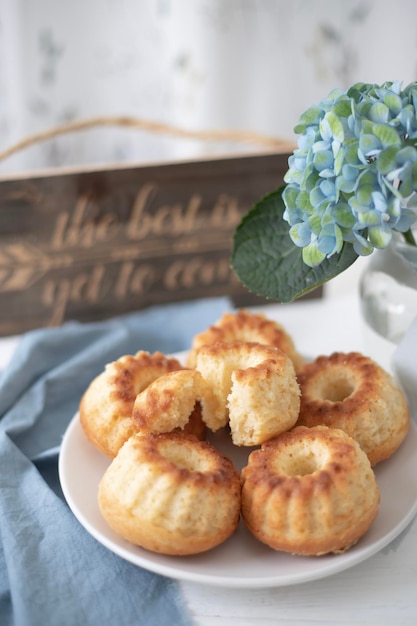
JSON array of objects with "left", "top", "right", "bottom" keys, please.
[{"left": 59, "top": 403, "right": 417, "bottom": 589}]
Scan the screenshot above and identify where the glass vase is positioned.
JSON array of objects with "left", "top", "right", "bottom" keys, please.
[{"left": 359, "top": 230, "right": 417, "bottom": 372}]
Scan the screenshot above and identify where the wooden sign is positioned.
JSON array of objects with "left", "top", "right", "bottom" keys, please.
[{"left": 0, "top": 152, "right": 319, "bottom": 336}]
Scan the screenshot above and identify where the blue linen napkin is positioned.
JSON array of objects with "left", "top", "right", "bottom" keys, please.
[{"left": 0, "top": 297, "right": 230, "bottom": 626}]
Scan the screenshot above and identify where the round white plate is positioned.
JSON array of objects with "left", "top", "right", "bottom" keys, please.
[{"left": 59, "top": 408, "right": 417, "bottom": 589}]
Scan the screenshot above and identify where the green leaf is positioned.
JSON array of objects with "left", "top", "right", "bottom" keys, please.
[{"left": 231, "top": 187, "right": 359, "bottom": 303}]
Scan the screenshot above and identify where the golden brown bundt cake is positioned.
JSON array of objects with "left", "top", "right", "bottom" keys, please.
[
  {"left": 79, "top": 351, "right": 194, "bottom": 458},
  {"left": 241, "top": 425, "right": 380, "bottom": 556},
  {"left": 98, "top": 431, "right": 241, "bottom": 555},
  {"left": 296, "top": 352, "right": 410, "bottom": 465},
  {"left": 195, "top": 341, "right": 300, "bottom": 446},
  {"left": 180, "top": 401, "right": 206, "bottom": 441},
  {"left": 186, "top": 309, "right": 304, "bottom": 372},
  {"left": 132, "top": 368, "right": 214, "bottom": 436}
]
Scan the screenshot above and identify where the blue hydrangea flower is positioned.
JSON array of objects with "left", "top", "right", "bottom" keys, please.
[{"left": 283, "top": 81, "right": 417, "bottom": 267}]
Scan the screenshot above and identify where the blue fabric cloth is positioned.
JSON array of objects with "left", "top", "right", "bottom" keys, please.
[{"left": 0, "top": 297, "right": 230, "bottom": 626}]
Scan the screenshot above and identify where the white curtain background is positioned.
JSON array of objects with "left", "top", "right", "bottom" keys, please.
[
  {"left": 1, "top": 0, "right": 417, "bottom": 173},
  {"left": 1, "top": 0, "right": 417, "bottom": 294}
]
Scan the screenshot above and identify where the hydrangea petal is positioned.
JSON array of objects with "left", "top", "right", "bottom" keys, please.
[
  {"left": 372, "top": 123, "right": 401, "bottom": 148},
  {"left": 282, "top": 80, "right": 417, "bottom": 266},
  {"left": 359, "top": 134, "right": 381, "bottom": 156},
  {"left": 289, "top": 221, "right": 312, "bottom": 247},
  {"left": 333, "top": 204, "right": 356, "bottom": 228},
  {"left": 302, "top": 242, "right": 326, "bottom": 267},
  {"left": 383, "top": 92, "right": 402, "bottom": 115},
  {"left": 369, "top": 102, "right": 389, "bottom": 124},
  {"left": 324, "top": 111, "right": 344, "bottom": 142},
  {"left": 377, "top": 146, "right": 398, "bottom": 175},
  {"left": 369, "top": 223, "right": 393, "bottom": 248},
  {"left": 294, "top": 105, "right": 323, "bottom": 133},
  {"left": 353, "top": 233, "right": 374, "bottom": 256},
  {"left": 396, "top": 208, "right": 417, "bottom": 231},
  {"left": 313, "top": 150, "right": 334, "bottom": 172}
]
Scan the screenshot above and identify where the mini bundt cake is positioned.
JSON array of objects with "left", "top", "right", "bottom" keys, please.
[
  {"left": 132, "top": 368, "right": 214, "bottom": 436},
  {"left": 195, "top": 341, "right": 300, "bottom": 446},
  {"left": 296, "top": 352, "right": 410, "bottom": 465},
  {"left": 186, "top": 309, "right": 304, "bottom": 372},
  {"left": 98, "top": 432, "right": 241, "bottom": 555},
  {"left": 241, "top": 425, "right": 380, "bottom": 556},
  {"left": 79, "top": 351, "right": 203, "bottom": 458}
]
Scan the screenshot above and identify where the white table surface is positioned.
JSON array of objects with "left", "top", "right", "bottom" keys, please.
[
  {"left": 2, "top": 294, "right": 416, "bottom": 626},
  {"left": 179, "top": 295, "right": 417, "bottom": 626}
]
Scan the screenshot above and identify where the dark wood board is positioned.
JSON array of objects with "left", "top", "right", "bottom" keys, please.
[{"left": 0, "top": 152, "right": 320, "bottom": 335}]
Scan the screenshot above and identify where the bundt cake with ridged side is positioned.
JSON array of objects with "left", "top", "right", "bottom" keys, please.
[
  {"left": 241, "top": 425, "right": 380, "bottom": 556},
  {"left": 98, "top": 431, "right": 241, "bottom": 555},
  {"left": 79, "top": 351, "right": 202, "bottom": 458},
  {"left": 186, "top": 309, "right": 304, "bottom": 372},
  {"left": 296, "top": 352, "right": 410, "bottom": 465}
]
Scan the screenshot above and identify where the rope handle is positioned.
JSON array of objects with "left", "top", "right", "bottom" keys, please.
[{"left": 0, "top": 115, "right": 295, "bottom": 163}]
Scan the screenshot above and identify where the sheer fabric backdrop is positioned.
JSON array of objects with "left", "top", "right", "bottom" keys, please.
[{"left": 1, "top": 0, "right": 416, "bottom": 173}]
